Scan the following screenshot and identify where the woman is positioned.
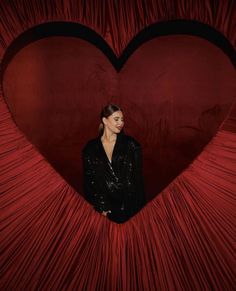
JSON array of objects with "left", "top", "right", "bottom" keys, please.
[{"left": 82, "top": 104, "right": 146, "bottom": 223}]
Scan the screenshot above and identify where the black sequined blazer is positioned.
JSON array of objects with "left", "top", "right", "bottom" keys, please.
[{"left": 82, "top": 133, "right": 146, "bottom": 223}]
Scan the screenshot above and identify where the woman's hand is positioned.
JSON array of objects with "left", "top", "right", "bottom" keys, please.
[{"left": 101, "top": 210, "right": 111, "bottom": 216}]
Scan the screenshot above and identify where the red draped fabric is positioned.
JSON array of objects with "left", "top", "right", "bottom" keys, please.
[{"left": 0, "top": 1, "right": 235, "bottom": 290}]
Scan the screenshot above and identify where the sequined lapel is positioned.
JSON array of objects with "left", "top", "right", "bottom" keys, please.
[
  {"left": 111, "top": 133, "right": 122, "bottom": 166},
  {"left": 97, "top": 133, "right": 122, "bottom": 167}
]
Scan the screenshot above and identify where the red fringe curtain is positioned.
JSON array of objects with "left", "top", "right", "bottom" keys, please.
[
  {"left": 0, "top": 0, "right": 235, "bottom": 57},
  {"left": 0, "top": 0, "right": 236, "bottom": 290}
]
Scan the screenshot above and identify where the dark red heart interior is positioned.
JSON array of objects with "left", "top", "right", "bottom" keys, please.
[{"left": 2, "top": 35, "right": 236, "bottom": 201}]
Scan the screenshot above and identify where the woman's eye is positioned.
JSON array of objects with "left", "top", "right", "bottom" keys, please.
[{"left": 114, "top": 118, "right": 124, "bottom": 122}]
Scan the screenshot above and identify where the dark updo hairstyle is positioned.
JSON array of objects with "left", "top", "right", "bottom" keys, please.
[{"left": 99, "top": 103, "right": 123, "bottom": 136}]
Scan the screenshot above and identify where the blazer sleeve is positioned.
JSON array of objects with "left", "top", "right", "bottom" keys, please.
[
  {"left": 82, "top": 150, "right": 112, "bottom": 213},
  {"left": 133, "top": 143, "right": 146, "bottom": 208}
]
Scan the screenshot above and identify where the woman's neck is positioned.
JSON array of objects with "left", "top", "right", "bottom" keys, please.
[{"left": 101, "top": 129, "right": 117, "bottom": 143}]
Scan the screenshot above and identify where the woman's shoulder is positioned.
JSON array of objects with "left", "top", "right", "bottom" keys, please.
[
  {"left": 82, "top": 137, "right": 100, "bottom": 154},
  {"left": 121, "top": 134, "right": 141, "bottom": 148}
]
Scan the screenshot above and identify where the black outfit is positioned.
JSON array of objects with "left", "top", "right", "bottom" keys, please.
[{"left": 82, "top": 133, "right": 146, "bottom": 223}]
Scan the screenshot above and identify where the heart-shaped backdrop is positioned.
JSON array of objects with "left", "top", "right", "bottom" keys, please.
[
  {"left": 2, "top": 34, "right": 235, "bottom": 201},
  {"left": 0, "top": 1, "right": 235, "bottom": 290}
]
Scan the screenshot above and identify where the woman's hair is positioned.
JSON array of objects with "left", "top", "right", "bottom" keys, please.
[{"left": 99, "top": 103, "right": 122, "bottom": 135}]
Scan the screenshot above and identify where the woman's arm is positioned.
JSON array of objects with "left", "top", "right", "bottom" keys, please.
[
  {"left": 133, "top": 143, "right": 146, "bottom": 207},
  {"left": 82, "top": 151, "right": 112, "bottom": 213}
]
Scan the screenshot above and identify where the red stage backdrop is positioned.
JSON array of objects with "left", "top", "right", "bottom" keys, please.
[
  {"left": 2, "top": 34, "right": 236, "bottom": 199},
  {"left": 0, "top": 1, "right": 235, "bottom": 290}
]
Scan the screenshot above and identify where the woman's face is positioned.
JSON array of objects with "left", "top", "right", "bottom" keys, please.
[{"left": 103, "top": 110, "right": 124, "bottom": 134}]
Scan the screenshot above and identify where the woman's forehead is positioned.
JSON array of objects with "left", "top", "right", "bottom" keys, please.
[{"left": 110, "top": 110, "right": 124, "bottom": 118}]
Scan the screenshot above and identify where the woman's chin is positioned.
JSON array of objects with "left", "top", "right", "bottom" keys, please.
[{"left": 113, "top": 129, "right": 120, "bottom": 134}]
